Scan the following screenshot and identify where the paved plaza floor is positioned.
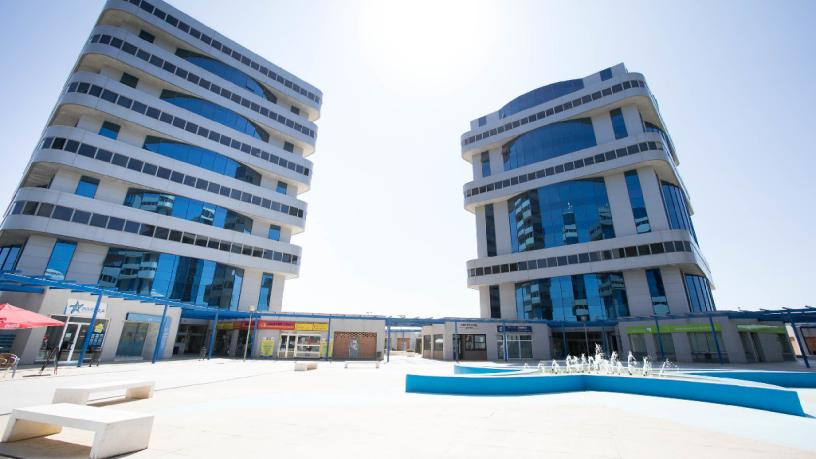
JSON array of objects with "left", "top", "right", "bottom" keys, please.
[{"left": 0, "top": 356, "right": 815, "bottom": 458}]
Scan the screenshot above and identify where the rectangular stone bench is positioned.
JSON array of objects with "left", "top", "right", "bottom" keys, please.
[
  {"left": 294, "top": 361, "right": 318, "bottom": 371},
  {"left": 53, "top": 380, "right": 155, "bottom": 405},
  {"left": 344, "top": 361, "right": 380, "bottom": 369},
  {"left": 1, "top": 403, "right": 154, "bottom": 459}
]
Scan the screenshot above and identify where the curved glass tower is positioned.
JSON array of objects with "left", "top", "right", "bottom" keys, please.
[{"left": 462, "top": 64, "right": 714, "bottom": 326}]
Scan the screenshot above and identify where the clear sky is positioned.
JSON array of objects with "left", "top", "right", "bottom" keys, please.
[{"left": 1, "top": 1, "right": 814, "bottom": 317}]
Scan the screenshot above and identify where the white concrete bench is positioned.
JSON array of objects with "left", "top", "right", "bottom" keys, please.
[
  {"left": 344, "top": 361, "right": 380, "bottom": 369},
  {"left": 1, "top": 403, "right": 153, "bottom": 459},
  {"left": 52, "top": 380, "right": 155, "bottom": 405},
  {"left": 294, "top": 361, "right": 318, "bottom": 371}
]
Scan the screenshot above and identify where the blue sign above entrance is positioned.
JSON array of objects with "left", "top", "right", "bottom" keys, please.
[
  {"left": 497, "top": 325, "right": 532, "bottom": 333},
  {"left": 126, "top": 312, "right": 163, "bottom": 324}
]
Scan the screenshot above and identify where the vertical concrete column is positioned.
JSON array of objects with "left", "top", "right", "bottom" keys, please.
[
  {"left": 623, "top": 270, "right": 652, "bottom": 316},
  {"left": 498, "top": 283, "right": 517, "bottom": 320},
  {"left": 15, "top": 235, "right": 56, "bottom": 276},
  {"left": 238, "top": 270, "right": 263, "bottom": 312},
  {"left": 268, "top": 276, "right": 285, "bottom": 312},
  {"left": 64, "top": 242, "right": 107, "bottom": 284},
  {"left": 605, "top": 173, "right": 636, "bottom": 237},
  {"left": 488, "top": 148, "right": 503, "bottom": 176},
  {"left": 478, "top": 286, "right": 491, "bottom": 318},
  {"left": 621, "top": 105, "right": 644, "bottom": 135},
  {"left": 637, "top": 167, "right": 670, "bottom": 231},
  {"left": 592, "top": 113, "right": 615, "bottom": 144},
  {"left": 660, "top": 266, "right": 690, "bottom": 315},
  {"left": 493, "top": 201, "right": 512, "bottom": 256}
]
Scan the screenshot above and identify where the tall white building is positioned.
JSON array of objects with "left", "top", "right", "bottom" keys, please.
[
  {"left": 461, "top": 64, "right": 718, "bottom": 357},
  {"left": 0, "top": 0, "right": 322, "bottom": 363}
]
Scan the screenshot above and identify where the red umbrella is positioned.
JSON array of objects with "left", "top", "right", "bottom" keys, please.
[{"left": 0, "top": 303, "right": 64, "bottom": 330}]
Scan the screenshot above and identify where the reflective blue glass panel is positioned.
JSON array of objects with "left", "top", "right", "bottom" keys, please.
[
  {"left": 684, "top": 273, "right": 716, "bottom": 312},
  {"left": 499, "top": 79, "right": 584, "bottom": 119},
  {"left": 124, "top": 189, "right": 253, "bottom": 233},
  {"left": 646, "top": 269, "right": 669, "bottom": 315},
  {"left": 485, "top": 204, "right": 497, "bottom": 257},
  {"left": 176, "top": 49, "right": 277, "bottom": 104},
  {"left": 143, "top": 136, "right": 262, "bottom": 186},
  {"left": 75, "top": 176, "right": 99, "bottom": 199},
  {"left": 600, "top": 68, "right": 613, "bottom": 81},
  {"left": 257, "top": 273, "right": 274, "bottom": 311},
  {"left": 98, "top": 121, "right": 120, "bottom": 140},
  {"left": 515, "top": 272, "right": 629, "bottom": 321},
  {"left": 480, "top": 152, "right": 491, "bottom": 178},
  {"left": 610, "top": 108, "right": 628, "bottom": 139},
  {"left": 624, "top": 170, "right": 650, "bottom": 233},
  {"left": 160, "top": 90, "right": 269, "bottom": 141},
  {"left": 502, "top": 118, "right": 596, "bottom": 171},
  {"left": 508, "top": 179, "right": 614, "bottom": 252},
  {"left": 489, "top": 285, "right": 501, "bottom": 318},
  {"left": 661, "top": 181, "right": 697, "bottom": 242},
  {"left": 98, "top": 248, "right": 244, "bottom": 309},
  {"left": 276, "top": 181, "right": 288, "bottom": 195},
  {"left": 45, "top": 240, "right": 76, "bottom": 280},
  {"left": 0, "top": 245, "right": 22, "bottom": 272},
  {"left": 268, "top": 225, "right": 281, "bottom": 241}
]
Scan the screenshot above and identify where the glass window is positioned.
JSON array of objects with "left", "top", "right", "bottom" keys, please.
[
  {"left": 661, "top": 181, "right": 698, "bottom": 243},
  {"left": 290, "top": 106, "right": 300, "bottom": 115},
  {"left": 45, "top": 240, "right": 77, "bottom": 280},
  {"left": 485, "top": 204, "right": 497, "bottom": 257},
  {"left": 689, "top": 332, "right": 728, "bottom": 363},
  {"left": 684, "top": 273, "right": 716, "bottom": 312},
  {"left": 98, "top": 248, "right": 244, "bottom": 309},
  {"left": 508, "top": 178, "right": 614, "bottom": 252},
  {"left": 160, "top": 90, "right": 269, "bottom": 141},
  {"left": 515, "top": 272, "right": 628, "bottom": 321},
  {"left": 646, "top": 269, "right": 669, "bottom": 315},
  {"left": 502, "top": 118, "right": 596, "bottom": 171},
  {"left": 499, "top": 79, "right": 584, "bottom": 119},
  {"left": 75, "top": 176, "right": 99, "bottom": 198},
  {"left": 0, "top": 245, "right": 23, "bottom": 272},
  {"left": 505, "top": 334, "right": 533, "bottom": 359},
  {"left": 124, "top": 188, "right": 253, "bottom": 233},
  {"left": 142, "top": 136, "right": 262, "bottom": 185},
  {"left": 489, "top": 285, "right": 501, "bottom": 319},
  {"left": 98, "top": 121, "right": 121, "bottom": 140},
  {"left": 283, "top": 142, "right": 294, "bottom": 153},
  {"left": 257, "top": 273, "right": 274, "bottom": 311},
  {"left": 138, "top": 29, "right": 155, "bottom": 43},
  {"left": 480, "top": 151, "right": 491, "bottom": 178},
  {"left": 120, "top": 72, "right": 139, "bottom": 88},
  {"left": 276, "top": 181, "right": 288, "bottom": 195},
  {"left": 175, "top": 49, "right": 277, "bottom": 103},
  {"left": 624, "top": 170, "right": 650, "bottom": 233},
  {"left": 600, "top": 67, "right": 613, "bottom": 81},
  {"left": 268, "top": 225, "right": 281, "bottom": 241},
  {"left": 610, "top": 108, "right": 628, "bottom": 139}
]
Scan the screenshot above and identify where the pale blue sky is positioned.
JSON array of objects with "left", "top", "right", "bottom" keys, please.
[{"left": 1, "top": 1, "right": 814, "bottom": 316}]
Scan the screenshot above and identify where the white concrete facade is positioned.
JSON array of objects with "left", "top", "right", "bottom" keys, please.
[{"left": 0, "top": 0, "right": 322, "bottom": 364}]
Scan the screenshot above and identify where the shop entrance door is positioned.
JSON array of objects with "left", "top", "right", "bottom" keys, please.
[
  {"left": 116, "top": 322, "right": 150, "bottom": 358},
  {"left": 278, "top": 334, "right": 296, "bottom": 359},
  {"left": 59, "top": 323, "right": 83, "bottom": 362},
  {"left": 348, "top": 337, "right": 359, "bottom": 359}
]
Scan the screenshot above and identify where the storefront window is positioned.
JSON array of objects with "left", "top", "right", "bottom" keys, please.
[
  {"left": 629, "top": 334, "right": 647, "bottom": 360},
  {"left": 688, "top": 332, "right": 728, "bottom": 363},
  {"left": 45, "top": 240, "right": 77, "bottom": 280},
  {"left": 653, "top": 333, "right": 676, "bottom": 361},
  {"left": 502, "top": 334, "right": 533, "bottom": 359}
]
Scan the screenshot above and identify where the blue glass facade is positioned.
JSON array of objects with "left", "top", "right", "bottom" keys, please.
[
  {"left": 499, "top": 79, "right": 584, "bottom": 119},
  {"left": 45, "top": 240, "right": 77, "bottom": 280},
  {"left": 489, "top": 285, "right": 501, "bottom": 318},
  {"left": 176, "top": 49, "right": 277, "bottom": 104},
  {"left": 624, "top": 170, "right": 650, "bottom": 233},
  {"left": 98, "top": 121, "right": 120, "bottom": 140},
  {"left": 124, "top": 189, "right": 253, "bottom": 233},
  {"left": 502, "top": 118, "right": 596, "bottom": 171},
  {"left": 480, "top": 152, "right": 491, "bottom": 177},
  {"left": 0, "top": 245, "right": 22, "bottom": 272},
  {"left": 98, "top": 248, "right": 244, "bottom": 309},
  {"left": 485, "top": 204, "right": 497, "bottom": 257},
  {"left": 143, "top": 136, "right": 262, "bottom": 186},
  {"left": 160, "top": 90, "right": 269, "bottom": 141},
  {"left": 646, "top": 269, "right": 669, "bottom": 315},
  {"left": 508, "top": 179, "right": 614, "bottom": 252},
  {"left": 75, "top": 176, "right": 99, "bottom": 199},
  {"left": 268, "top": 224, "right": 281, "bottom": 241},
  {"left": 610, "top": 108, "right": 628, "bottom": 139},
  {"left": 515, "top": 272, "right": 629, "bottom": 321},
  {"left": 257, "top": 273, "right": 274, "bottom": 311},
  {"left": 684, "top": 273, "right": 716, "bottom": 312},
  {"left": 661, "top": 181, "right": 697, "bottom": 242}
]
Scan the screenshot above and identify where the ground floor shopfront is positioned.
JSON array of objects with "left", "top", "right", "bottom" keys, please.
[
  {"left": 1, "top": 289, "right": 180, "bottom": 365},
  {"left": 421, "top": 316, "right": 798, "bottom": 365}
]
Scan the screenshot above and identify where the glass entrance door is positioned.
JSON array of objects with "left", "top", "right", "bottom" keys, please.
[
  {"left": 116, "top": 322, "right": 150, "bottom": 358},
  {"left": 278, "top": 334, "right": 296, "bottom": 358}
]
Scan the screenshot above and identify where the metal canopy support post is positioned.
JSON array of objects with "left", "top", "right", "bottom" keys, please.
[
  {"left": 386, "top": 322, "right": 391, "bottom": 363},
  {"left": 151, "top": 299, "right": 170, "bottom": 364},
  {"left": 708, "top": 314, "right": 724, "bottom": 365},
  {"left": 76, "top": 293, "right": 103, "bottom": 367},
  {"left": 243, "top": 313, "right": 253, "bottom": 362},
  {"left": 561, "top": 329, "right": 568, "bottom": 359},
  {"left": 583, "top": 321, "right": 590, "bottom": 356},
  {"left": 601, "top": 327, "right": 610, "bottom": 356},
  {"left": 324, "top": 317, "right": 332, "bottom": 361},
  {"left": 208, "top": 310, "right": 219, "bottom": 360},
  {"left": 502, "top": 321, "right": 508, "bottom": 362},
  {"left": 790, "top": 319, "right": 810, "bottom": 369},
  {"left": 251, "top": 315, "right": 259, "bottom": 360},
  {"left": 654, "top": 317, "right": 665, "bottom": 361},
  {"left": 453, "top": 321, "right": 458, "bottom": 361}
]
